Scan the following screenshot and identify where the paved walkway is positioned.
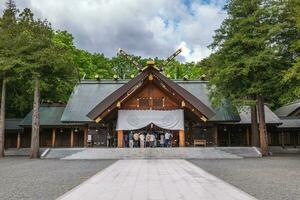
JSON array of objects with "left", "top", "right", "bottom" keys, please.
[{"left": 57, "top": 160, "right": 256, "bottom": 200}]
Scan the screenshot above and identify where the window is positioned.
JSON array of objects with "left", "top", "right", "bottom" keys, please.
[
  {"left": 139, "top": 98, "right": 149, "bottom": 107},
  {"left": 153, "top": 98, "right": 162, "bottom": 107}
]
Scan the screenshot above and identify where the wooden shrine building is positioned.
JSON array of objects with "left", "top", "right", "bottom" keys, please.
[{"left": 4, "top": 61, "right": 300, "bottom": 149}]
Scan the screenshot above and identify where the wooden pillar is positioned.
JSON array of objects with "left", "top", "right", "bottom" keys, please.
[
  {"left": 281, "top": 131, "right": 285, "bottom": 147},
  {"left": 17, "top": 132, "right": 21, "bottom": 149},
  {"left": 51, "top": 128, "right": 56, "bottom": 148},
  {"left": 179, "top": 129, "right": 185, "bottom": 147},
  {"left": 246, "top": 127, "right": 250, "bottom": 146},
  {"left": 70, "top": 128, "right": 74, "bottom": 148},
  {"left": 213, "top": 127, "right": 218, "bottom": 146},
  {"left": 84, "top": 127, "right": 88, "bottom": 147},
  {"left": 117, "top": 130, "right": 123, "bottom": 148}
]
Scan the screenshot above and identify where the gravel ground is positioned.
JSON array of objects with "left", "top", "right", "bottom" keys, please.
[
  {"left": 189, "top": 155, "right": 300, "bottom": 200},
  {"left": 0, "top": 157, "right": 116, "bottom": 200}
]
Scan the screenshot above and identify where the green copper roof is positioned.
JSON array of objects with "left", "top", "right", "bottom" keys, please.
[
  {"left": 274, "top": 100, "right": 300, "bottom": 117},
  {"left": 278, "top": 117, "right": 300, "bottom": 128},
  {"left": 20, "top": 104, "right": 82, "bottom": 127},
  {"left": 61, "top": 80, "right": 241, "bottom": 122},
  {"left": 61, "top": 81, "right": 124, "bottom": 122},
  {"left": 5, "top": 118, "right": 22, "bottom": 130}
]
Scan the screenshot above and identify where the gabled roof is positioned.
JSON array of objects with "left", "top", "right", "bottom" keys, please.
[
  {"left": 61, "top": 80, "right": 125, "bottom": 122},
  {"left": 21, "top": 104, "right": 83, "bottom": 127},
  {"left": 238, "top": 105, "right": 282, "bottom": 124},
  {"left": 274, "top": 100, "right": 300, "bottom": 117},
  {"left": 61, "top": 70, "right": 280, "bottom": 123},
  {"left": 278, "top": 117, "right": 300, "bottom": 129},
  {"left": 86, "top": 67, "right": 151, "bottom": 120},
  {"left": 5, "top": 119, "right": 22, "bottom": 130},
  {"left": 152, "top": 69, "right": 215, "bottom": 118},
  {"left": 86, "top": 66, "right": 215, "bottom": 121}
]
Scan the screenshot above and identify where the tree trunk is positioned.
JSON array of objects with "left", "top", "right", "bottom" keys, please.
[
  {"left": 250, "top": 104, "right": 259, "bottom": 146},
  {"left": 30, "top": 78, "right": 40, "bottom": 158},
  {"left": 0, "top": 79, "right": 6, "bottom": 158},
  {"left": 257, "top": 95, "right": 269, "bottom": 156}
]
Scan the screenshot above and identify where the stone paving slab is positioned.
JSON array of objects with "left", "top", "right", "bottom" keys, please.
[{"left": 57, "top": 159, "right": 257, "bottom": 200}]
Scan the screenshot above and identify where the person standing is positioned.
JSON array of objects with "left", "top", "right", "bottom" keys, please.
[
  {"left": 146, "top": 132, "right": 151, "bottom": 148},
  {"left": 150, "top": 132, "right": 155, "bottom": 148},
  {"left": 160, "top": 134, "right": 165, "bottom": 147},
  {"left": 165, "top": 131, "right": 171, "bottom": 147},
  {"left": 139, "top": 133, "right": 145, "bottom": 148},
  {"left": 124, "top": 133, "right": 129, "bottom": 148},
  {"left": 133, "top": 132, "right": 140, "bottom": 148},
  {"left": 129, "top": 131, "right": 134, "bottom": 148}
]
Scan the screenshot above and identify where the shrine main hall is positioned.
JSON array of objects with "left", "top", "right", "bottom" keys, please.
[{"left": 4, "top": 61, "right": 300, "bottom": 149}]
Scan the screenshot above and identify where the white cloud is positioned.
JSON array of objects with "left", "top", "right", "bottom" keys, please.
[{"left": 1, "top": 0, "right": 226, "bottom": 62}]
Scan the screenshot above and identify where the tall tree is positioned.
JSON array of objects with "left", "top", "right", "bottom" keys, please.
[
  {"left": 0, "top": 0, "right": 18, "bottom": 157},
  {"left": 15, "top": 8, "right": 77, "bottom": 158},
  {"left": 206, "top": 0, "right": 296, "bottom": 155}
]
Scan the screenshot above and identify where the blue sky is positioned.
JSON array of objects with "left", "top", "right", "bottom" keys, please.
[{"left": 0, "top": 0, "right": 227, "bottom": 62}]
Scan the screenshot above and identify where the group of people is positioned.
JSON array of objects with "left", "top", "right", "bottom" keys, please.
[{"left": 124, "top": 131, "right": 173, "bottom": 148}]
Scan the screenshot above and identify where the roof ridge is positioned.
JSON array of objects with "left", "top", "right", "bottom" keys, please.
[{"left": 285, "top": 99, "right": 300, "bottom": 106}]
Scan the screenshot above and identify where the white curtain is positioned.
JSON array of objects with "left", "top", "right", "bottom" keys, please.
[{"left": 116, "top": 109, "right": 184, "bottom": 131}]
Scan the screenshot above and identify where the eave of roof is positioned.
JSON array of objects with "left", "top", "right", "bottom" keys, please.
[
  {"left": 238, "top": 105, "right": 282, "bottom": 124},
  {"left": 274, "top": 100, "right": 300, "bottom": 117},
  {"left": 20, "top": 105, "right": 84, "bottom": 127},
  {"left": 5, "top": 118, "right": 22, "bottom": 130},
  {"left": 278, "top": 117, "right": 300, "bottom": 129}
]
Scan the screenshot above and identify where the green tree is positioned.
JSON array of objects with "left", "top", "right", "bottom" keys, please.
[
  {"left": 0, "top": 0, "right": 19, "bottom": 157},
  {"left": 15, "top": 8, "right": 78, "bottom": 158},
  {"left": 206, "top": 0, "right": 296, "bottom": 155},
  {"left": 283, "top": 0, "right": 300, "bottom": 102}
]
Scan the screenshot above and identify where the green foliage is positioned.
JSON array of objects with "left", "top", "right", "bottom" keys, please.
[
  {"left": 282, "top": 0, "right": 300, "bottom": 103},
  {"left": 0, "top": 2, "right": 204, "bottom": 118},
  {"left": 204, "top": 0, "right": 299, "bottom": 109}
]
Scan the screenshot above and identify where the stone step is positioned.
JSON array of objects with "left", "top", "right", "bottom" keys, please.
[
  {"left": 59, "top": 147, "right": 244, "bottom": 160},
  {"left": 4, "top": 148, "right": 47, "bottom": 156},
  {"left": 45, "top": 148, "right": 85, "bottom": 159}
]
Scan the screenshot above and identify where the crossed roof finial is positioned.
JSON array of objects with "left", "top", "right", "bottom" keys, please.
[{"left": 117, "top": 48, "right": 182, "bottom": 72}]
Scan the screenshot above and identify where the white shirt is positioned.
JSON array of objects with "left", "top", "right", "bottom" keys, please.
[
  {"left": 150, "top": 134, "right": 155, "bottom": 142},
  {"left": 165, "top": 132, "right": 171, "bottom": 140},
  {"left": 139, "top": 134, "right": 145, "bottom": 141}
]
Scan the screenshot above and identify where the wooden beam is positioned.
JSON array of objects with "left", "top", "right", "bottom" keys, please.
[
  {"left": 117, "top": 130, "right": 123, "bottom": 148},
  {"left": 179, "top": 129, "right": 185, "bottom": 147},
  {"left": 17, "top": 132, "right": 21, "bottom": 149},
  {"left": 281, "top": 131, "right": 285, "bottom": 147},
  {"left": 70, "top": 128, "right": 74, "bottom": 148},
  {"left": 246, "top": 127, "right": 250, "bottom": 146},
  {"left": 52, "top": 128, "right": 56, "bottom": 148},
  {"left": 213, "top": 127, "right": 218, "bottom": 146},
  {"left": 84, "top": 127, "right": 88, "bottom": 147}
]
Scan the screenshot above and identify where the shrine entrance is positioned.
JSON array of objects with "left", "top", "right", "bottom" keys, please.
[{"left": 115, "top": 109, "right": 185, "bottom": 148}]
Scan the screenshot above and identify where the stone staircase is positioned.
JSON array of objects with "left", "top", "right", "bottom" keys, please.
[
  {"left": 60, "top": 147, "right": 245, "bottom": 160},
  {"left": 44, "top": 148, "right": 85, "bottom": 159},
  {"left": 4, "top": 148, "right": 46, "bottom": 156},
  {"left": 217, "top": 147, "right": 262, "bottom": 158}
]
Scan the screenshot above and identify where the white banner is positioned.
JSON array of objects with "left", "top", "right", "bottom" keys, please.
[{"left": 116, "top": 109, "right": 184, "bottom": 131}]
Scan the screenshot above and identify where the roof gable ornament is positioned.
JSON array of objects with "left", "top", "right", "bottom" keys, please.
[
  {"left": 118, "top": 48, "right": 182, "bottom": 73},
  {"left": 87, "top": 49, "right": 215, "bottom": 122}
]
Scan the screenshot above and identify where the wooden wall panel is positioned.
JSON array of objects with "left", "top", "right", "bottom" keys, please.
[{"left": 122, "top": 81, "right": 180, "bottom": 110}]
